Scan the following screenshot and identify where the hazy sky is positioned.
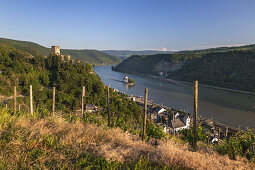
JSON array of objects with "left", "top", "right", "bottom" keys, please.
[{"left": 1, "top": 0, "right": 255, "bottom": 51}]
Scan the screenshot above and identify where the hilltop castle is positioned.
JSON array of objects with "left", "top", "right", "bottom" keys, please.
[
  {"left": 51, "top": 46, "right": 71, "bottom": 61},
  {"left": 51, "top": 46, "right": 60, "bottom": 56}
]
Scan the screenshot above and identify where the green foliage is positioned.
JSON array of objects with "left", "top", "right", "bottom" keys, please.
[
  {"left": 74, "top": 153, "right": 169, "bottom": 169},
  {"left": 217, "top": 129, "right": 255, "bottom": 161},
  {"left": 0, "top": 43, "right": 146, "bottom": 139},
  {"left": 113, "top": 53, "right": 199, "bottom": 75},
  {"left": 39, "top": 73, "right": 50, "bottom": 86},
  {"left": 128, "top": 78, "right": 135, "bottom": 83},
  {"left": 170, "top": 50, "right": 255, "bottom": 92},
  {"left": 179, "top": 124, "right": 208, "bottom": 145},
  {"left": 145, "top": 121, "right": 165, "bottom": 140}
]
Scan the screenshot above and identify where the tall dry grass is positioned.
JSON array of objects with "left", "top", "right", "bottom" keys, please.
[{"left": 14, "top": 116, "right": 254, "bottom": 170}]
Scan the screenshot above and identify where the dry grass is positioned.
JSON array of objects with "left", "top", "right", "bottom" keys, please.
[{"left": 13, "top": 116, "right": 254, "bottom": 170}]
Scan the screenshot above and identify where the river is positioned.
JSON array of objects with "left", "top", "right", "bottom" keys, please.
[{"left": 94, "top": 65, "right": 255, "bottom": 129}]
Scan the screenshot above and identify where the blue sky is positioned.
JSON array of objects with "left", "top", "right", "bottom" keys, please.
[{"left": 1, "top": 0, "right": 255, "bottom": 51}]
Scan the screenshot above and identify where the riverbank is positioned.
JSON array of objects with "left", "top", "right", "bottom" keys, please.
[
  {"left": 147, "top": 74, "right": 255, "bottom": 95},
  {"left": 110, "top": 71, "right": 248, "bottom": 133},
  {"left": 127, "top": 93, "right": 240, "bottom": 135},
  {"left": 112, "top": 67, "right": 255, "bottom": 95},
  {"left": 95, "top": 65, "right": 255, "bottom": 129}
]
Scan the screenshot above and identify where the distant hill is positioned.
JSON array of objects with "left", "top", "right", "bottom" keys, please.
[
  {"left": 101, "top": 44, "right": 255, "bottom": 60},
  {"left": 169, "top": 50, "right": 255, "bottom": 92},
  {"left": 61, "top": 49, "right": 121, "bottom": 65},
  {"left": 101, "top": 50, "right": 174, "bottom": 60},
  {"left": 0, "top": 38, "right": 49, "bottom": 56},
  {"left": 0, "top": 38, "right": 121, "bottom": 65},
  {"left": 113, "top": 53, "right": 198, "bottom": 75},
  {"left": 176, "top": 44, "right": 255, "bottom": 54}
]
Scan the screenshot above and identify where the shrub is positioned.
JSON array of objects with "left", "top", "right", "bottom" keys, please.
[{"left": 217, "top": 129, "right": 255, "bottom": 161}]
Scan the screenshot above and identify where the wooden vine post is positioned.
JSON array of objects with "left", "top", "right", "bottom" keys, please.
[
  {"left": 52, "top": 87, "right": 55, "bottom": 116},
  {"left": 81, "top": 86, "right": 85, "bottom": 118},
  {"left": 142, "top": 88, "right": 148, "bottom": 141},
  {"left": 218, "top": 128, "right": 221, "bottom": 140},
  {"left": 193, "top": 81, "right": 198, "bottom": 151},
  {"left": 107, "top": 86, "right": 110, "bottom": 126},
  {"left": 252, "top": 143, "right": 255, "bottom": 155},
  {"left": 225, "top": 127, "right": 228, "bottom": 138},
  {"left": 14, "top": 86, "right": 17, "bottom": 114},
  {"left": 30, "top": 85, "right": 33, "bottom": 114}
]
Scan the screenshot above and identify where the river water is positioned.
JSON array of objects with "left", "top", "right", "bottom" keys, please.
[{"left": 94, "top": 65, "right": 255, "bottom": 129}]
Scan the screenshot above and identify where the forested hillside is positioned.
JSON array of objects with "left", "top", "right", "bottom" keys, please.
[
  {"left": 113, "top": 53, "right": 199, "bottom": 74},
  {"left": 169, "top": 50, "right": 255, "bottom": 92},
  {"left": 61, "top": 49, "right": 121, "bottom": 65},
  {"left": 0, "top": 43, "right": 142, "bottom": 128},
  {"left": 0, "top": 38, "right": 121, "bottom": 65},
  {"left": 113, "top": 49, "right": 255, "bottom": 92}
]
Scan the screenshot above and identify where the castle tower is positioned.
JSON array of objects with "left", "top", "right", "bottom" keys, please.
[{"left": 51, "top": 46, "right": 60, "bottom": 55}]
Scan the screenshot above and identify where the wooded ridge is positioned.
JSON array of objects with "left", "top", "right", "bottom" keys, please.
[
  {"left": 0, "top": 38, "right": 121, "bottom": 66},
  {"left": 113, "top": 48, "right": 255, "bottom": 92}
]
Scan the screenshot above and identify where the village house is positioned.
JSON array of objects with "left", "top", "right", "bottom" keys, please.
[
  {"left": 169, "top": 112, "right": 191, "bottom": 132},
  {"left": 148, "top": 106, "right": 170, "bottom": 128}
]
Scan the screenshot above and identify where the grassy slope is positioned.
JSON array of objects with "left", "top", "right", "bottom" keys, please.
[
  {"left": 0, "top": 38, "right": 121, "bottom": 65},
  {"left": 0, "top": 109, "right": 253, "bottom": 169}
]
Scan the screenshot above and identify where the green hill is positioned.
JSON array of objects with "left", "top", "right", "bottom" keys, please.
[
  {"left": 101, "top": 50, "right": 174, "bottom": 59},
  {"left": 0, "top": 38, "right": 49, "bottom": 56},
  {"left": 113, "top": 47, "right": 255, "bottom": 92},
  {"left": 61, "top": 49, "right": 121, "bottom": 65},
  {"left": 113, "top": 53, "right": 199, "bottom": 74},
  {"left": 176, "top": 44, "right": 255, "bottom": 54},
  {"left": 0, "top": 38, "right": 121, "bottom": 65},
  {"left": 169, "top": 50, "right": 255, "bottom": 92},
  {"left": 0, "top": 42, "right": 134, "bottom": 112}
]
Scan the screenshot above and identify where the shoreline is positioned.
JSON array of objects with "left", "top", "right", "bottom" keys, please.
[
  {"left": 111, "top": 67, "right": 255, "bottom": 95},
  {"left": 146, "top": 74, "right": 255, "bottom": 95},
  {"left": 98, "top": 66, "right": 254, "bottom": 130},
  {"left": 127, "top": 93, "right": 240, "bottom": 133}
]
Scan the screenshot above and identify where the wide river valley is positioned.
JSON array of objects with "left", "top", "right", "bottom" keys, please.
[{"left": 94, "top": 65, "right": 255, "bottom": 129}]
